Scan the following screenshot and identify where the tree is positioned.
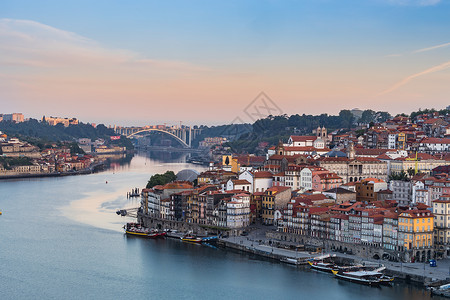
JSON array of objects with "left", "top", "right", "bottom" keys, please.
[
  {"left": 407, "top": 167, "right": 416, "bottom": 177},
  {"left": 339, "top": 110, "right": 354, "bottom": 129},
  {"left": 375, "top": 111, "right": 391, "bottom": 123},
  {"left": 389, "top": 170, "right": 409, "bottom": 181},
  {"left": 359, "top": 110, "right": 375, "bottom": 124},
  {"left": 146, "top": 171, "right": 177, "bottom": 188}
]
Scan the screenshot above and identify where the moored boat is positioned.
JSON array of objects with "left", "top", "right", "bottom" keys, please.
[
  {"left": 308, "top": 260, "right": 336, "bottom": 272},
  {"left": 307, "top": 254, "right": 337, "bottom": 273},
  {"left": 181, "top": 234, "right": 203, "bottom": 243},
  {"left": 124, "top": 223, "right": 166, "bottom": 238},
  {"left": 332, "top": 269, "right": 383, "bottom": 286},
  {"left": 281, "top": 257, "right": 301, "bottom": 265}
]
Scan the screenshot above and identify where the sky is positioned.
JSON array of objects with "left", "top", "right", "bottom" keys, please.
[{"left": 0, "top": 0, "right": 449, "bottom": 126}]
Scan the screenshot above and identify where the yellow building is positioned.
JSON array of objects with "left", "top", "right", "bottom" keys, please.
[
  {"left": 397, "top": 132, "right": 406, "bottom": 150},
  {"left": 398, "top": 207, "right": 434, "bottom": 262},
  {"left": 222, "top": 155, "right": 240, "bottom": 173},
  {"left": 390, "top": 154, "right": 449, "bottom": 175},
  {"left": 262, "top": 186, "right": 291, "bottom": 225}
]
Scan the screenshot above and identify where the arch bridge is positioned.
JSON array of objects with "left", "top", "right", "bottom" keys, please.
[{"left": 115, "top": 126, "right": 202, "bottom": 148}]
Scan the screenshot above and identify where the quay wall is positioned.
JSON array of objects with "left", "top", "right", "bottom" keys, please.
[
  {"left": 266, "top": 231, "right": 436, "bottom": 285},
  {"left": 266, "top": 231, "right": 386, "bottom": 260}
]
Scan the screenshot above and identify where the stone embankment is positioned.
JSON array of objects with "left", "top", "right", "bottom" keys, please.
[{"left": 136, "top": 214, "right": 450, "bottom": 286}]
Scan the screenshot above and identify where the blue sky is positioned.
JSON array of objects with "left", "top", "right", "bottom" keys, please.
[{"left": 1, "top": 0, "right": 449, "bottom": 125}]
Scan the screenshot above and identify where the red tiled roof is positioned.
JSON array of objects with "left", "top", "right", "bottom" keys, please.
[
  {"left": 231, "top": 179, "right": 251, "bottom": 185},
  {"left": 290, "top": 135, "right": 318, "bottom": 142},
  {"left": 284, "top": 146, "right": 331, "bottom": 152},
  {"left": 254, "top": 171, "right": 274, "bottom": 178},
  {"left": 420, "top": 137, "right": 450, "bottom": 144}
]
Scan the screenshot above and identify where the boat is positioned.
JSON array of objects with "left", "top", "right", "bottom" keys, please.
[
  {"left": 379, "top": 275, "right": 394, "bottom": 285},
  {"left": 147, "top": 230, "right": 167, "bottom": 239},
  {"left": 181, "top": 234, "right": 203, "bottom": 243},
  {"left": 125, "top": 224, "right": 151, "bottom": 237},
  {"left": 308, "top": 260, "right": 336, "bottom": 272},
  {"left": 281, "top": 257, "right": 301, "bottom": 265},
  {"left": 307, "top": 254, "right": 337, "bottom": 273},
  {"left": 332, "top": 269, "right": 383, "bottom": 286},
  {"left": 124, "top": 223, "right": 166, "bottom": 238}
]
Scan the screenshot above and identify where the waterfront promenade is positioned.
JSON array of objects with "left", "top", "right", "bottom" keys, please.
[{"left": 221, "top": 226, "right": 450, "bottom": 285}]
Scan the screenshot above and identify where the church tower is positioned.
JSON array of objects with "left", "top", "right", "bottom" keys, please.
[
  {"left": 316, "top": 126, "right": 327, "bottom": 143},
  {"left": 347, "top": 141, "right": 356, "bottom": 160}
]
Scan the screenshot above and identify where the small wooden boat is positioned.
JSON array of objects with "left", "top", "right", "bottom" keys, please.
[
  {"left": 308, "top": 260, "right": 336, "bottom": 272},
  {"left": 332, "top": 270, "right": 383, "bottom": 286},
  {"left": 307, "top": 254, "right": 337, "bottom": 273},
  {"left": 124, "top": 223, "right": 166, "bottom": 238},
  {"left": 181, "top": 234, "right": 203, "bottom": 243},
  {"left": 281, "top": 257, "right": 301, "bottom": 265}
]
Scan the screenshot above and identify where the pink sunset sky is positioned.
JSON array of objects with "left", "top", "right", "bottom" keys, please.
[{"left": 1, "top": 1, "right": 449, "bottom": 126}]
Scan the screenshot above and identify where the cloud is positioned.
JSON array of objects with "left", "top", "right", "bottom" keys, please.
[
  {"left": 379, "top": 60, "right": 450, "bottom": 95},
  {"left": 385, "top": 41, "right": 449, "bottom": 58},
  {"left": 413, "top": 42, "right": 450, "bottom": 53},
  {"left": 0, "top": 18, "right": 207, "bottom": 72}
]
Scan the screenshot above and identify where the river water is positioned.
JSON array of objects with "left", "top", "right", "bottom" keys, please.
[{"left": 0, "top": 152, "right": 442, "bottom": 299}]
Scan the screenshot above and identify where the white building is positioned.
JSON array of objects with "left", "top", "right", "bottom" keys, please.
[
  {"left": 388, "top": 133, "right": 397, "bottom": 149},
  {"left": 226, "top": 179, "right": 251, "bottom": 192},
  {"left": 226, "top": 194, "right": 250, "bottom": 228},
  {"left": 253, "top": 171, "right": 273, "bottom": 193},
  {"left": 390, "top": 180, "right": 412, "bottom": 206},
  {"left": 418, "top": 137, "right": 450, "bottom": 153}
]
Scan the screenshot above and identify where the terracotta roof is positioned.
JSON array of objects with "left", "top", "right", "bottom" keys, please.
[
  {"left": 254, "top": 171, "right": 274, "bottom": 178},
  {"left": 358, "top": 177, "right": 385, "bottom": 183},
  {"left": 289, "top": 135, "right": 318, "bottom": 142},
  {"left": 284, "top": 146, "right": 331, "bottom": 152},
  {"left": 420, "top": 137, "right": 450, "bottom": 144},
  {"left": 231, "top": 179, "right": 251, "bottom": 185},
  {"left": 355, "top": 149, "right": 389, "bottom": 156}
]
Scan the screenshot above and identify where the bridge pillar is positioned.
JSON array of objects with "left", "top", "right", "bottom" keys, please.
[{"left": 189, "top": 127, "right": 191, "bottom": 147}]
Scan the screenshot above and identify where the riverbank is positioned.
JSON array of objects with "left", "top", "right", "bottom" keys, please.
[
  {"left": 0, "top": 163, "right": 106, "bottom": 180},
  {"left": 218, "top": 226, "right": 450, "bottom": 287}
]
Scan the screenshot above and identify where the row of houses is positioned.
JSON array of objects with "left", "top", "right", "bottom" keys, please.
[{"left": 280, "top": 199, "right": 435, "bottom": 262}]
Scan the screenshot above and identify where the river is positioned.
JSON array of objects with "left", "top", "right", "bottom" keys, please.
[{"left": 0, "top": 152, "right": 442, "bottom": 299}]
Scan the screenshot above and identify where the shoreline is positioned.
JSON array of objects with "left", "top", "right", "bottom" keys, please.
[
  {"left": 137, "top": 213, "right": 450, "bottom": 290},
  {"left": 218, "top": 233, "right": 450, "bottom": 288},
  {"left": 0, "top": 163, "right": 106, "bottom": 180}
]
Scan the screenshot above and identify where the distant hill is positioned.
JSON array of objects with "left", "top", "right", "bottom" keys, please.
[{"left": 0, "top": 119, "right": 133, "bottom": 149}]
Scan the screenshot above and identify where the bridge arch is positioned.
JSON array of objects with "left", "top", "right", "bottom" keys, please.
[{"left": 127, "top": 129, "right": 189, "bottom": 148}]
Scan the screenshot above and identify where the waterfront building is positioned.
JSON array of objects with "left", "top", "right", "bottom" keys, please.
[
  {"left": 226, "top": 193, "right": 250, "bottom": 228},
  {"left": 398, "top": 207, "right": 434, "bottom": 262},
  {"left": 382, "top": 212, "right": 400, "bottom": 256},
  {"left": 330, "top": 214, "right": 350, "bottom": 243},
  {"left": 433, "top": 195, "right": 450, "bottom": 258},
  {"left": 262, "top": 186, "right": 291, "bottom": 225}
]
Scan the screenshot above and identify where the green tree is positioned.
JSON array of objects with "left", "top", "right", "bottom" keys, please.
[
  {"left": 359, "top": 110, "right": 375, "bottom": 124},
  {"left": 339, "top": 110, "right": 354, "bottom": 129},
  {"left": 146, "top": 171, "right": 177, "bottom": 188}
]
